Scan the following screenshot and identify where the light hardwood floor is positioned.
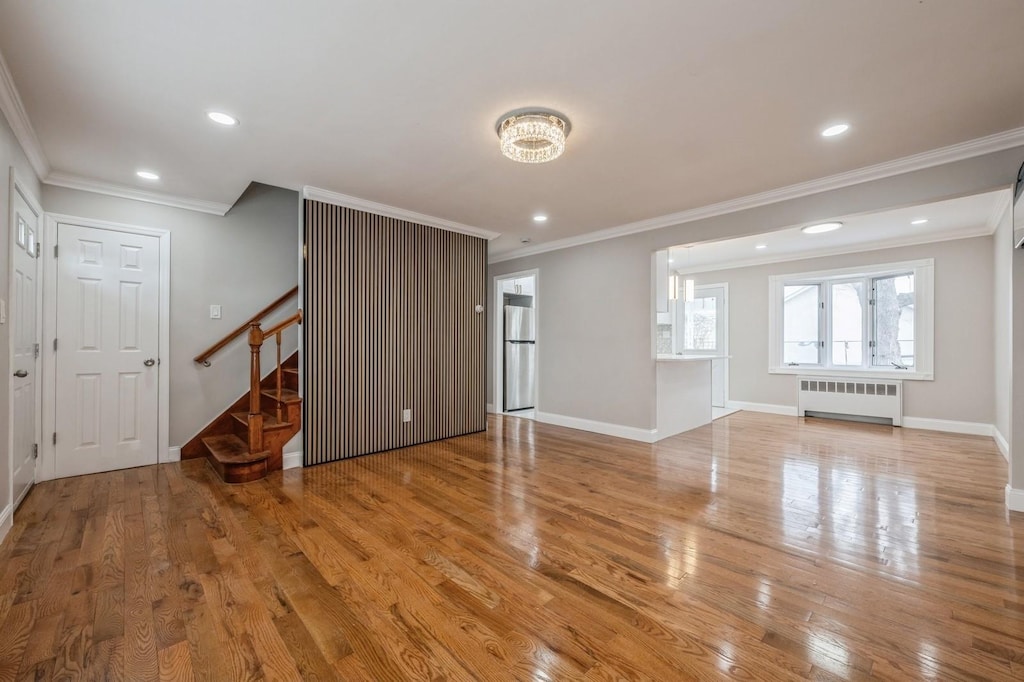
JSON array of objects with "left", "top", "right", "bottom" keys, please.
[{"left": 1, "top": 411, "right": 1023, "bottom": 680}]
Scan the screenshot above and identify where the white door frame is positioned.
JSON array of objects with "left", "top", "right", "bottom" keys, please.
[
  {"left": 491, "top": 269, "right": 539, "bottom": 414},
  {"left": 7, "top": 169, "right": 43, "bottom": 509},
  {"left": 40, "top": 213, "right": 171, "bottom": 482}
]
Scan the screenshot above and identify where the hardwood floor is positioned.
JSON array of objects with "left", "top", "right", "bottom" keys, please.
[{"left": 2, "top": 411, "right": 1023, "bottom": 680}]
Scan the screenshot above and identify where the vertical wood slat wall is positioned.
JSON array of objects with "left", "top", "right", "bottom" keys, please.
[{"left": 303, "top": 200, "right": 488, "bottom": 466}]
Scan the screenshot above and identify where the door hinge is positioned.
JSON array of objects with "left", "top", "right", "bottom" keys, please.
[
  {"left": 34, "top": 243, "right": 41, "bottom": 258},
  {"left": 53, "top": 244, "right": 58, "bottom": 258},
  {"left": 52, "top": 432, "right": 56, "bottom": 445},
  {"left": 33, "top": 343, "right": 39, "bottom": 359},
  {"left": 53, "top": 338, "right": 58, "bottom": 351},
  {"left": 32, "top": 443, "right": 38, "bottom": 459}
]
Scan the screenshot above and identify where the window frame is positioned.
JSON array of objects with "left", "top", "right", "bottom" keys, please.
[{"left": 768, "top": 259, "right": 934, "bottom": 381}]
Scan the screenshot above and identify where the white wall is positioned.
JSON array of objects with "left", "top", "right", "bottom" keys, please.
[
  {"left": 42, "top": 182, "right": 299, "bottom": 447},
  {"left": 692, "top": 235, "right": 994, "bottom": 423},
  {"left": 0, "top": 109, "right": 41, "bottom": 534},
  {"left": 489, "top": 145, "right": 1024, "bottom": 431}
]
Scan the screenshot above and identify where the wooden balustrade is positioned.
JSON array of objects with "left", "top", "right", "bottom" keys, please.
[{"left": 247, "top": 310, "right": 303, "bottom": 453}]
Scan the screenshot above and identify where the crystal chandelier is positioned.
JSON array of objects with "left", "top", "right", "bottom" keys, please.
[{"left": 496, "top": 109, "right": 571, "bottom": 164}]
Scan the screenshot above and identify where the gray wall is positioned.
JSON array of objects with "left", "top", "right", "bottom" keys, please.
[
  {"left": 42, "top": 183, "right": 300, "bottom": 447},
  {"left": 690, "top": 235, "right": 994, "bottom": 423},
  {"left": 0, "top": 111, "right": 41, "bottom": 522},
  {"left": 489, "top": 145, "right": 1024, "bottom": 430},
  {"left": 993, "top": 202, "right": 1012, "bottom": 444}
]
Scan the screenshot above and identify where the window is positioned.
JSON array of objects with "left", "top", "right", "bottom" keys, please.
[{"left": 768, "top": 260, "right": 933, "bottom": 379}]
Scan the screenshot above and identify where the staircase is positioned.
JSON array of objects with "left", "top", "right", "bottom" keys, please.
[{"left": 184, "top": 288, "right": 302, "bottom": 483}]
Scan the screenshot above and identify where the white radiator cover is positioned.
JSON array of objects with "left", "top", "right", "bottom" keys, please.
[{"left": 797, "top": 376, "right": 903, "bottom": 426}]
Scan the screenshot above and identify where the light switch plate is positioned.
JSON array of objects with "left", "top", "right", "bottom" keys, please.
[
  {"left": 0, "top": 298, "right": 5, "bottom": 324},
  {"left": 210, "top": 304, "right": 222, "bottom": 319}
]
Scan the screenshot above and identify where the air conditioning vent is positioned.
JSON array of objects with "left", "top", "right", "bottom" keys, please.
[{"left": 798, "top": 376, "right": 902, "bottom": 426}]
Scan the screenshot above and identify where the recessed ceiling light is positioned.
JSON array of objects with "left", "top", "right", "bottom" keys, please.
[
  {"left": 821, "top": 123, "right": 850, "bottom": 138},
  {"left": 755, "top": 244, "right": 768, "bottom": 250},
  {"left": 136, "top": 170, "right": 160, "bottom": 181},
  {"left": 668, "top": 258, "right": 675, "bottom": 263},
  {"left": 533, "top": 214, "right": 548, "bottom": 223},
  {"left": 801, "top": 221, "right": 843, "bottom": 234},
  {"left": 911, "top": 218, "right": 929, "bottom": 225},
  {"left": 207, "top": 111, "right": 239, "bottom": 126}
]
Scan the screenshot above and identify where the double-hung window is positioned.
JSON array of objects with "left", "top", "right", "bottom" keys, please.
[{"left": 769, "top": 259, "right": 933, "bottom": 380}]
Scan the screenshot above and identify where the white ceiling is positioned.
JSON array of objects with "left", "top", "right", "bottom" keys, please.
[
  {"left": 668, "top": 189, "right": 1010, "bottom": 272},
  {"left": 1, "top": 1, "right": 1023, "bottom": 256}
]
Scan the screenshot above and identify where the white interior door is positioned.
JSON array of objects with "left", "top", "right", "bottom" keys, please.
[
  {"left": 55, "top": 223, "right": 160, "bottom": 478},
  {"left": 11, "top": 183, "right": 41, "bottom": 507}
]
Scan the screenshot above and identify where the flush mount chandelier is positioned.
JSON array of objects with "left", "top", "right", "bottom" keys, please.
[{"left": 496, "top": 108, "right": 571, "bottom": 164}]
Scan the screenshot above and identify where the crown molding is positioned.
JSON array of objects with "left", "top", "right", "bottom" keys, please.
[
  {"left": 0, "top": 48, "right": 50, "bottom": 178},
  {"left": 490, "top": 126, "right": 1024, "bottom": 263},
  {"left": 303, "top": 185, "right": 499, "bottom": 240},
  {"left": 45, "top": 172, "right": 232, "bottom": 216},
  {"left": 986, "top": 186, "right": 1014, "bottom": 233}
]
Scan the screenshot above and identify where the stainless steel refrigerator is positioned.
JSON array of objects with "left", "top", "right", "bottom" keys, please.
[{"left": 504, "top": 305, "right": 536, "bottom": 411}]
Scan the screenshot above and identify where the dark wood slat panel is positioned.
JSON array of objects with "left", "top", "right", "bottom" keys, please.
[{"left": 303, "top": 200, "right": 487, "bottom": 465}]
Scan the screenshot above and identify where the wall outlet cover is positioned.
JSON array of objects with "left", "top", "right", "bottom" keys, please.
[{"left": 402, "top": 408, "right": 412, "bottom": 423}]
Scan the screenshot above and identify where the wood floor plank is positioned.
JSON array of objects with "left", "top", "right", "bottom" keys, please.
[{"left": 2, "top": 412, "right": 1024, "bottom": 679}]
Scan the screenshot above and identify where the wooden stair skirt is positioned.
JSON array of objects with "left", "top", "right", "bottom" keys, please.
[{"left": 182, "top": 357, "right": 301, "bottom": 483}]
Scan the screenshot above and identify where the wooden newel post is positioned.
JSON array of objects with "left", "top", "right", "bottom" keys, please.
[{"left": 248, "top": 322, "right": 265, "bottom": 452}]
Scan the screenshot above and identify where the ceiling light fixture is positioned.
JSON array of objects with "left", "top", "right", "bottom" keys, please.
[
  {"left": 136, "top": 170, "right": 160, "bottom": 181},
  {"left": 207, "top": 111, "right": 239, "bottom": 126},
  {"left": 821, "top": 123, "right": 850, "bottom": 137},
  {"left": 911, "top": 218, "right": 929, "bottom": 225},
  {"left": 497, "top": 108, "right": 571, "bottom": 164},
  {"left": 755, "top": 244, "right": 768, "bottom": 250},
  {"left": 533, "top": 214, "right": 548, "bottom": 223},
  {"left": 801, "top": 221, "right": 843, "bottom": 234}
]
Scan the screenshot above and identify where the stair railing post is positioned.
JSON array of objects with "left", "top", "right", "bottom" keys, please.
[
  {"left": 275, "top": 331, "right": 283, "bottom": 422},
  {"left": 248, "top": 322, "right": 265, "bottom": 453}
]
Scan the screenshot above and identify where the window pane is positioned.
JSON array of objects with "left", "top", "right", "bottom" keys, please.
[
  {"left": 873, "top": 273, "right": 915, "bottom": 367},
  {"left": 683, "top": 296, "right": 717, "bottom": 351},
  {"left": 783, "top": 285, "right": 819, "bottom": 364},
  {"left": 830, "top": 281, "right": 863, "bottom": 366}
]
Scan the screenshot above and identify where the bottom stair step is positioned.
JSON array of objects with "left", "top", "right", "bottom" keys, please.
[{"left": 202, "top": 434, "right": 269, "bottom": 484}]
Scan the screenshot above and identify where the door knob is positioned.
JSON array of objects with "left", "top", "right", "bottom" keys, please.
[
  {"left": 13, "top": 369, "right": 27, "bottom": 378},
  {"left": 143, "top": 358, "right": 156, "bottom": 367}
]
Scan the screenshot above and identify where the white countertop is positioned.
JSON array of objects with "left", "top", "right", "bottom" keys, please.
[{"left": 656, "top": 354, "right": 730, "bottom": 362}]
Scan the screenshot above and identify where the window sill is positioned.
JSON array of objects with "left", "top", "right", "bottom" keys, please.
[{"left": 768, "top": 366, "right": 933, "bottom": 381}]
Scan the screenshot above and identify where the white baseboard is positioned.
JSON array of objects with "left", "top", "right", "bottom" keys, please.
[
  {"left": 902, "top": 417, "right": 994, "bottom": 437},
  {"left": 994, "top": 428, "right": 1010, "bottom": 462},
  {"left": 283, "top": 451, "right": 303, "bottom": 470},
  {"left": 165, "top": 446, "right": 181, "bottom": 463},
  {"left": 534, "top": 411, "right": 657, "bottom": 443},
  {"left": 0, "top": 503, "right": 12, "bottom": 546},
  {"left": 486, "top": 403, "right": 497, "bottom": 414},
  {"left": 724, "top": 400, "right": 798, "bottom": 417},
  {"left": 1007, "top": 485, "right": 1024, "bottom": 513}
]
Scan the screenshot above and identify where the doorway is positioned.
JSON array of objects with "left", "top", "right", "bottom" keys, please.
[
  {"left": 41, "top": 215, "right": 170, "bottom": 480},
  {"left": 492, "top": 270, "right": 538, "bottom": 419},
  {"left": 675, "top": 283, "right": 730, "bottom": 411},
  {"left": 9, "top": 172, "right": 42, "bottom": 511}
]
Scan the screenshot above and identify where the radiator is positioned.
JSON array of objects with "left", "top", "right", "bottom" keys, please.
[{"left": 797, "top": 376, "right": 903, "bottom": 426}]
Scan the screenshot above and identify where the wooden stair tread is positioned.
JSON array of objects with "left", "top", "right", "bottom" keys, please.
[
  {"left": 261, "top": 388, "right": 302, "bottom": 405},
  {"left": 202, "top": 434, "right": 269, "bottom": 465},
  {"left": 230, "top": 411, "right": 293, "bottom": 431}
]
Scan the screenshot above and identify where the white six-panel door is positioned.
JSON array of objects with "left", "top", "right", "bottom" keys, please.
[
  {"left": 55, "top": 223, "right": 160, "bottom": 478},
  {"left": 11, "top": 183, "right": 41, "bottom": 507}
]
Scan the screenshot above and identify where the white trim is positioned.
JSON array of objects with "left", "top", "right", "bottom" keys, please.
[
  {"left": 901, "top": 417, "right": 994, "bottom": 437},
  {"left": 994, "top": 428, "right": 1009, "bottom": 462},
  {"left": 283, "top": 451, "right": 303, "bottom": 470},
  {"left": 534, "top": 411, "right": 657, "bottom": 443},
  {"left": 41, "top": 213, "right": 171, "bottom": 481},
  {"left": 489, "top": 126, "right": 1024, "bottom": 263},
  {"left": 1006, "top": 485, "right": 1024, "bottom": 513},
  {"left": 724, "top": 400, "right": 799, "bottom": 417},
  {"left": 8, "top": 169, "right": 42, "bottom": 514},
  {"left": 166, "top": 446, "right": 181, "bottom": 463},
  {"left": 769, "top": 367, "right": 933, "bottom": 381},
  {"left": 302, "top": 186, "right": 499, "bottom": 241},
  {"left": 0, "top": 49, "right": 49, "bottom": 178},
  {"left": 0, "top": 503, "right": 11, "bottom": 545},
  {"left": 492, "top": 269, "right": 539, "bottom": 414},
  {"left": 45, "top": 172, "right": 231, "bottom": 216}
]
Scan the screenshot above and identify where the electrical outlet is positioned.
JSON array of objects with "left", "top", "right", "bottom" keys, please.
[
  {"left": 210, "top": 304, "right": 222, "bottom": 319},
  {"left": 402, "top": 408, "right": 412, "bottom": 423}
]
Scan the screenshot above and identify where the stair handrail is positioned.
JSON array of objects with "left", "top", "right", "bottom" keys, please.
[
  {"left": 193, "top": 286, "right": 299, "bottom": 366},
  {"left": 247, "top": 310, "right": 303, "bottom": 453}
]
